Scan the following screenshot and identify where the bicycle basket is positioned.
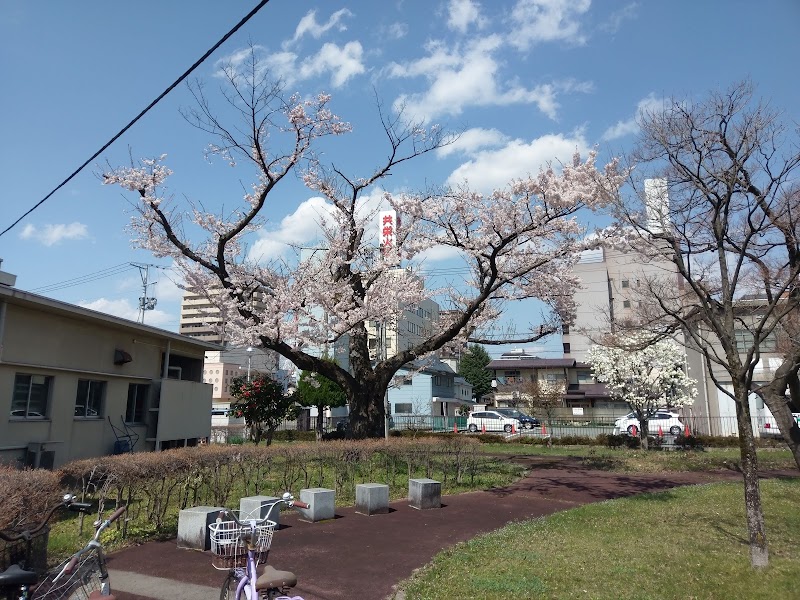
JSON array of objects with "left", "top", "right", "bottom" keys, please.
[
  {"left": 32, "top": 551, "right": 102, "bottom": 600},
  {"left": 208, "top": 518, "right": 275, "bottom": 570},
  {"left": 0, "top": 525, "right": 50, "bottom": 577}
]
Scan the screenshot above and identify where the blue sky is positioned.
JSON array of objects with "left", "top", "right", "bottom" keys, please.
[{"left": 1, "top": 0, "right": 798, "bottom": 358}]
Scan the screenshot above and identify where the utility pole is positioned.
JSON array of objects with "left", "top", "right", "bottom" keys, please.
[{"left": 132, "top": 263, "right": 157, "bottom": 324}]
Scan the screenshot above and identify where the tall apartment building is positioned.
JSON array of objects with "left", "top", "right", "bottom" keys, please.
[{"left": 179, "top": 290, "right": 278, "bottom": 404}]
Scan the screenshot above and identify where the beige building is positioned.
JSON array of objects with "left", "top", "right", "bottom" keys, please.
[
  {"left": 563, "top": 246, "right": 680, "bottom": 362},
  {"left": 0, "top": 267, "right": 218, "bottom": 468}
]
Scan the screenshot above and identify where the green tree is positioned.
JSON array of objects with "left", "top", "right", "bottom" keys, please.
[
  {"left": 458, "top": 345, "right": 493, "bottom": 402},
  {"left": 296, "top": 363, "right": 348, "bottom": 441},
  {"left": 229, "top": 373, "right": 294, "bottom": 446}
]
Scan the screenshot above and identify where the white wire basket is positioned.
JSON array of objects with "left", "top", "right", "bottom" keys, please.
[
  {"left": 209, "top": 517, "right": 276, "bottom": 570},
  {"left": 33, "top": 551, "right": 102, "bottom": 600}
]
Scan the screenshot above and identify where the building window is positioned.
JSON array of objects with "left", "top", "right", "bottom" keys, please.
[
  {"left": 623, "top": 300, "right": 631, "bottom": 308},
  {"left": 75, "top": 380, "right": 105, "bottom": 418},
  {"left": 563, "top": 342, "right": 571, "bottom": 354},
  {"left": 11, "top": 374, "right": 51, "bottom": 419},
  {"left": 577, "top": 369, "right": 593, "bottom": 383},
  {"left": 621, "top": 279, "right": 630, "bottom": 288},
  {"left": 735, "top": 329, "right": 777, "bottom": 353},
  {"left": 562, "top": 324, "right": 570, "bottom": 334},
  {"left": 395, "top": 403, "right": 413, "bottom": 414},
  {"left": 126, "top": 383, "right": 149, "bottom": 423}
]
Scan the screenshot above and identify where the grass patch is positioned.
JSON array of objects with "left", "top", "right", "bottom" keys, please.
[
  {"left": 398, "top": 478, "right": 800, "bottom": 600},
  {"left": 480, "top": 443, "right": 797, "bottom": 473}
]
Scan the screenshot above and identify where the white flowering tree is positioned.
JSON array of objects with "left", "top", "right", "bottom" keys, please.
[
  {"left": 587, "top": 337, "right": 696, "bottom": 449},
  {"left": 103, "top": 49, "right": 624, "bottom": 437}
]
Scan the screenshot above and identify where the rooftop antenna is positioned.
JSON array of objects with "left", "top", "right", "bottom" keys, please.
[{"left": 132, "top": 263, "right": 157, "bottom": 323}]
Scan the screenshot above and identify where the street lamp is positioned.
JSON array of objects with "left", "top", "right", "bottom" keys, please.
[{"left": 246, "top": 347, "right": 254, "bottom": 382}]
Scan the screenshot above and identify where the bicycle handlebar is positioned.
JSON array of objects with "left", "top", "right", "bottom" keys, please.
[
  {"left": 0, "top": 495, "right": 91, "bottom": 542},
  {"left": 220, "top": 492, "right": 306, "bottom": 527}
]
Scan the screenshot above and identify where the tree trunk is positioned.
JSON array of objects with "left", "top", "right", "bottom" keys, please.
[
  {"left": 348, "top": 385, "right": 386, "bottom": 438},
  {"left": 734, "top": 386, "right": 769, "bottom": 568},
  {"left": 759, "top": 356, "right": 800, "bottom": 470},
  {"left": 316, "top": 403, "right": 324, "bottom": 442},
  {"left": 760, "top": 388, "right": 800, "bottom": 470}
]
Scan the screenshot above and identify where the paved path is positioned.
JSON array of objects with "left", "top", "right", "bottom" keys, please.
[{"left": 104, "top": 456, "right": 795, "bottom": 600}]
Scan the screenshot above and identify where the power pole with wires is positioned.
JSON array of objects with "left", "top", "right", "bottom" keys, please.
[{"left": 132, "top": 263, "right": 158, "bottom": 324}]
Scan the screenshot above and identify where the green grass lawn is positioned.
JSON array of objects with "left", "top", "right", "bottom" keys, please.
[{"left": 397, "top": 478, "right": 800, "bottom": 599}]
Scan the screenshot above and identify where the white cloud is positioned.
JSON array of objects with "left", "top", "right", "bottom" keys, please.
[
  {"left": 19, "top": 222, "right": 88, "bottom": 246},
  {"left": 602, "top": 93, "right": 666, "bottom": 141},
  {"left": 389, "top": 36, "right": 588, "bottom": 121},
  {"left": 261, "top": 41, "right": 365, "bottom": 89},
  {"left": 289, "top": 9, "right": 353, "bottom": 45},
  {"left": 298, "top": 42, "right": 366, "bottom": 88},
  {"left": 446, "top": 131, "right": 590, "bottom": 192},
  {"left": 600, "top": 2, "right": 639, "bottom": 34},
  {"left": 248, "top": 197, "right": 336, "bottom": 263},
  {"left": 383, "top": 22, "right": 409, "bottom": 40},
  {"left": 436, "top": 127, "right": 509, "bottom": 158},
  {"left": 78, "top": 297, "right": 175, "bottom": 328},
  {"left": 507, "top": 0, "right": 592, "bottom": 50},
  {"left": 447, "top": 0, "right": 487, "bottom": 33}
]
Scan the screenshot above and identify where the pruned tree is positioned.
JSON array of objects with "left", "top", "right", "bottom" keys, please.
[
  {"left": 103, "top": 47, "right": 624, "bottom": 438},
  {"left": 586, "top": 336, "right": 696, "bottom": 450},
  {"left": 457, "top": 344, "right": 493, "bottom": 402},
  {"left": 296, "top": 358, "right": 348, "bottom": 441},
  {"left": 612, "top": 80, "right": 800, "bottom": 567}
]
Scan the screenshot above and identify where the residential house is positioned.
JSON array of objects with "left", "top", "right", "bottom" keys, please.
[
  {"left": 487, "top": 353, "right": 618, "bottom": 417},
  {"left": 0, "top": 267, "right": 219, "bottom": 468},
  {"left": 388, "top": 360, "right": 473, "bottom": 427}
]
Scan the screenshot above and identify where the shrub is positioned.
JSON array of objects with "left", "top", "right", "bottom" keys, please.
[{"left": 0, "top": 466, "right": 61, "bottom": 531}]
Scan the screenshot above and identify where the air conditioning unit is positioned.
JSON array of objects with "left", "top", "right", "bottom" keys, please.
[
  {"left": 167, "top": 366, "right": 182, "bottom": 380},
  {"left": 25, "top": 442, "right": 55, "bottom": 470}
]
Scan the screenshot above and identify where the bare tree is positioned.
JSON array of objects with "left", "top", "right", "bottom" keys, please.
[
  {"left": 613, "top": 80, "right": 800, "bottom": 568},
  {"left": 520, "top": 378, "right": 565, "bottom": 433}
]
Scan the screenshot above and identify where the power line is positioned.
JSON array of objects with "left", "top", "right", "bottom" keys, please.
[
  {"left": 0, "top": 0, "right": 271, "bottom": 240},
  {"left": 29, "top": 263, "right": 137, "bottom": 294}
]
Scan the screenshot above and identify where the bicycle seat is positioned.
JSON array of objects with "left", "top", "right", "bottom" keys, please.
[
  {"left": 255, "top": 564, "right": 297, "bottom": 590},
  {"left": 0, "top": 563, "right": 38, "bottom": 586}
]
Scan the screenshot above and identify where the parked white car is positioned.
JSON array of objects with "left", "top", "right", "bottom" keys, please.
[
  {"left": 614, "top": 411, "right": 684, "bottom": 436},
  {"left": 756, "top": 413, "right": 800, "bottom": 437},
  {"left": 467, "top": 410, "right": 520, "bottom": 433}
]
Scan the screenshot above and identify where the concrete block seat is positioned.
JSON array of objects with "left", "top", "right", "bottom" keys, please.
[
  {"left": 239, "top": 495, "right": 282, "bottom": 527},
  {"left": 177, "top": 506, "right": 225, "bottom": 550},
  {"left": 408, "top": 478, "right": 441, "bottom": 510},
  {"left": 355, "top": 483, "right": 389, "bottom": 515},
  {"left": 298, "top": 488, "right": 335, "bottom": 522}
]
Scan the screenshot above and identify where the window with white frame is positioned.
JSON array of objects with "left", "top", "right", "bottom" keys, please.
[
  {"left": 75, "top": 379, "right": 106, "bottom": 418},
  {"left": 394, "top": 403, "right": 413, "bottom": 414},
  {"left": 11, "top": 374, "right": 51, "bottom": 419}
]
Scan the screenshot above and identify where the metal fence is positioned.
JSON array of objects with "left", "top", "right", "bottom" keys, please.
[{"left": 210, "top": 413, "right": 789, "bottom": 443}]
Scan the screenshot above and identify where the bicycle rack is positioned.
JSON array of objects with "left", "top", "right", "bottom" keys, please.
[{"left": 108, "top": 416, "right": 140, "bottom": 454}]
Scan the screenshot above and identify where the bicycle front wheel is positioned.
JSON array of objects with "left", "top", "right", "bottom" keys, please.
[{"left": 220, "top": 572, "right": 244, "bottom": 600}]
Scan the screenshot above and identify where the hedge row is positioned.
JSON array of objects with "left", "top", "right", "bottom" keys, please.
[{"left": 2, "top": 437, "right": 485, "bottom": 537}]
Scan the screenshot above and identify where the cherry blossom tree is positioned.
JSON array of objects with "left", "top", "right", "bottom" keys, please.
[
  {"left": 611, "top": 80, "right": 800, "bottom": 567},
  {"left": 103, "top": 48, "right": 625, "bottom": 438},
  {"left": 587, "top": 337, "right": 696, "bottom": 450}
]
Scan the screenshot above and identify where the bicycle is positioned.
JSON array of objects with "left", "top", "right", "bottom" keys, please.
[
  {"left": 0, "top": 494, "right": 126, "bottom": 600},
  {"left": 209, "top": 492, "right": 309, "bottom": 600}
]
